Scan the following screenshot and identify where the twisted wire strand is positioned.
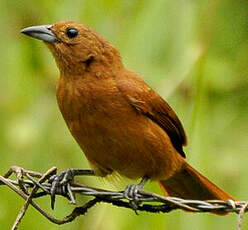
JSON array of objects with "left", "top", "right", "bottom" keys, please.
[{"left": 0, "top": 177, "right": 244, "bottom": 214}]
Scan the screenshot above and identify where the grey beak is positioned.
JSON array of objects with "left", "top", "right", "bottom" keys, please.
[{"left": 21, "top": 25, "right": 58, "bottom": 43}]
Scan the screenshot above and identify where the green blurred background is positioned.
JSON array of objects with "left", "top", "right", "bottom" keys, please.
[{"left": 0, "top": 0, "right": 247, "bottom": 229}]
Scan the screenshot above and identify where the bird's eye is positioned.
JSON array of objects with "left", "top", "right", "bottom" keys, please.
[{"left": 66, "top": 28, "right": 79, "bottom": 38}]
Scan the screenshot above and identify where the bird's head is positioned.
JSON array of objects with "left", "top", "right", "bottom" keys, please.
[{"left": 21, "top": 21, "right": 122, "bottom": 76}]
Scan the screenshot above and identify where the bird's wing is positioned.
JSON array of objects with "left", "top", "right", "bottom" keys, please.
[{"left": 116, "top": 71, "right": 187, "bottom": 158}]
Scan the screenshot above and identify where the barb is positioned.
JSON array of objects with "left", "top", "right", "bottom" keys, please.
[
  {"left": 0, "top": 167, "right": 246, "bottom": 230},
  {"left": 11, "top": 167, "right": 57, "bottom": 230}
]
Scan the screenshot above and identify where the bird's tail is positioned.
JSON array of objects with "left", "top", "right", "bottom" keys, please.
[{"left": 159, "top": 162, "right": 235, "bottom": 204}]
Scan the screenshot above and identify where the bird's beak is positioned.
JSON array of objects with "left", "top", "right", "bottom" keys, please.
[{"left": 21, "top": 25, "right": 58, "bottom": 43}]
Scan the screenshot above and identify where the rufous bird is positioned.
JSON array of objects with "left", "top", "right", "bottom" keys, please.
[{"left": 21, "top": 21, "right": 235, "bottom": 212}]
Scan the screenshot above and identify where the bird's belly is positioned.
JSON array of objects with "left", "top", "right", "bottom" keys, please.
[{"left": 68, "top": 111, "right": 183, "bottom": 180}]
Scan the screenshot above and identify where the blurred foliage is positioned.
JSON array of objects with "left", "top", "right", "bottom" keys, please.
[{"left": 0, "top": 0, "right": 248, "bottom": 229}]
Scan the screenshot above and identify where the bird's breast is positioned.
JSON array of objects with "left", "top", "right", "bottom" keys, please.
[
  {"left": 56, "top": 75, "right": 134, "bottom": 150},
  {"left": 56, "top": 75, "right": 183, "bottom": 179}
]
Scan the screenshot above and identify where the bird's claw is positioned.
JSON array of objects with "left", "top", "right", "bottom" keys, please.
[
  {"left": 48, "top": 169, "right": 76, "bottom": 209},
  {"left": 47, "top": 168, "right": 95, "bottom": 209},
  {"left": 124, "top": 184, "right": 141, "bottom": 213}
]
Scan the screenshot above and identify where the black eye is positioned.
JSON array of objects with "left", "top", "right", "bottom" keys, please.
[{"left": 66, "top": 27, "right": 79, "bottom": 38}]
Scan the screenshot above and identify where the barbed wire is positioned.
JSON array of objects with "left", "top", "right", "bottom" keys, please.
[{"left": 0, "top": 166, "right": 247, "bottom": 230}]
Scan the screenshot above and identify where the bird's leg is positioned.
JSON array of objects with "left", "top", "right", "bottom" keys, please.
[
  {"left": 48, "top": 169, "right": 95, "bottom": 209},
  {"left": 123, "top": 176, "right": 149, "bottom": 212}
]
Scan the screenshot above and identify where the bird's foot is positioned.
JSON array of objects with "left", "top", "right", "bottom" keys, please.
[
  {"left": 48, "top": 169, "right": 95, "bottom": 209},
  {"left": 124, "top": 184, "right": 142, "bottom": 212},
  {"left": 123, "top": 176, "right": 149, "bottom": 213}
]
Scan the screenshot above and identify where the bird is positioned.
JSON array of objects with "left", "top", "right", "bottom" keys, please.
[{"left": 21, "top": 21, "right": 235, "bottom": 211}]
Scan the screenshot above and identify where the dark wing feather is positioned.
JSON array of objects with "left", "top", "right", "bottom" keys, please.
[{"left": 117, "top": 71, "right": 187, "bottom": 158}]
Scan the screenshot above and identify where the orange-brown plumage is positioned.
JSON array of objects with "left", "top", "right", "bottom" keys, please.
[{"left": 22, "top": 21, "right": 235, "bottom": 210}]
